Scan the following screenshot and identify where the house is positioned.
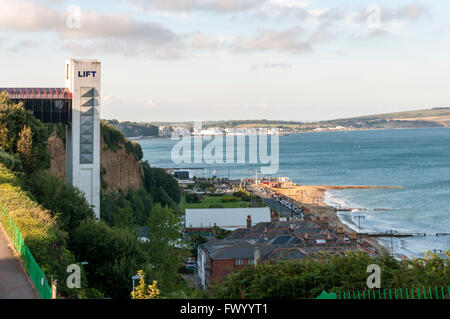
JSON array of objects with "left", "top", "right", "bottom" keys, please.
[
  {"left": 196, "top": 219, "right": 365, "bottom": 289},
  {"left": 184, "top": 207, "right": 271, "bottom": 234}
]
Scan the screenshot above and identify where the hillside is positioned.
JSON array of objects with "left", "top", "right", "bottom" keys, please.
[
  {"left": 322, "top": 107, "right": 450, "bottom": 128},
  {"left": 103, "top": 119, "right": 159, "bottom": 138},
  {"left": 104, "top": 107, "right": 450, "bottom": 137},
  {"left": 47, "top": 123, "right": 144, "bottom": 193}
]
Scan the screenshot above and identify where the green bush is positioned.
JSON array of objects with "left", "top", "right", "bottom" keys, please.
[
  {"left": 0, "top": 164, "right": 80, "bottom": 297},
  {"left": 0, "top": 148, "right": 22, "bottom": 171},
  {"left": 142, "top": 161, "right": 181, "bottom": 206},
  {"left": 0, "top": 93, "right": 51, "bottom": 174},
  {"left": 24, "top": 170, "right": 95, "bottom": 234},
  {"left": 221, "top": 195, "right": 239, "bottom": 203},
  {"left": 185, "top": 194, "right": 200, "bottom": 204},
  {"left": 70, "top": 219, "right": 152, "bottom": 299},
  {"left": 214, "top": 251, "right": 450, "bottom": 299}
]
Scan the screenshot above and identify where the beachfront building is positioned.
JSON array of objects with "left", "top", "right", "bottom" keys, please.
[
  {"left": 184, "top": 207, "right": 271, "bottom": 235},
  {"left": 0, "top": 59, "right": 102, "bottom": 219}
]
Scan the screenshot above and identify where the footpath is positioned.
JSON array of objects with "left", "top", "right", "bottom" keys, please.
[{"left": 0, "top": 224, "right": 37, "bottom": 299}]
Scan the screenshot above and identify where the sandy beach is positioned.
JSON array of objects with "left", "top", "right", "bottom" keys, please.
[{"left": 271, "top": 185, "right": 402, "bottom": 255}]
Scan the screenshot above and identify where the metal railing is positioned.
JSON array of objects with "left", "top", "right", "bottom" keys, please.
[
  {"left": 0, "top": 205, "right": 52, "bottom": 299},
  {"left": 317, "top": 286, "right": 450, "bottom": 299}
]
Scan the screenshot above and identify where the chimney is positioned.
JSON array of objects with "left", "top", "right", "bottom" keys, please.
[
  {"left": 304, "top": 208, "right": 311, "bottom": 220},
  {"left": 289, "top": 223, "right": 294, "bottom": 233},
  {"left": 350, "top": 233, "right": 357, "bottom": 246},
  {"left": 247, "top": 215, "right": 252, "bottom": 229},
  {"left": 263, "top": 227, "right": 268, "bottom": 241},
  {"left": 304, "top": 233, "right": 309, "bottom": 239},
  {"left": 327, "top": 233, "right": 331, "bottom": 240},
  {"left": 321, "top": 217, "right": 329, "bottom": 229},
  {"left": 337, "top": 227, "right": 344, "bottom": 234},
  {"left": 212, "top": 228, "right": 217, "bottom": 237},
  {"left": 254, "top": 247, "right": 261, "bottom": 265}
]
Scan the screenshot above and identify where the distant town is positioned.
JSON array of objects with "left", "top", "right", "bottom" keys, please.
[{"left": 104, "top": 107, "right": 450, "bottom": 139}]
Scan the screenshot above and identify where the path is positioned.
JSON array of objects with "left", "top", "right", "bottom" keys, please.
[{"left": 0, "top": 224, "right": 37, "bottom": 299}]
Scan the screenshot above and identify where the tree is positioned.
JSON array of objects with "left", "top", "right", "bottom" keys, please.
[
  {"left": 70, "top": 220, "right": 152, "bottom": 299},
  {"left": 213, "top": 251, "right": 450, "bottom": 299},
  {"left": 144, "top": 204, "right": 189, "bottom": 291},
  {"left": 25, "top": 170, "right": 95, "bottom": 234},
  {"left": 0, "top": 92, "right": 50, "bottom": 173}
]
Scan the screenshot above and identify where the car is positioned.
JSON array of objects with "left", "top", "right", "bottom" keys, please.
[{"left": 186, "top": 261, "right": 197, "bottom": 270}]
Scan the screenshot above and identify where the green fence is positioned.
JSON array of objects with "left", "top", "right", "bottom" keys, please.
[
  {"left": 317, "top": 286, "right": 450, "bottom": 299},
  {"left": 0, "top": 205, "right": 52, "bottom": 299}
]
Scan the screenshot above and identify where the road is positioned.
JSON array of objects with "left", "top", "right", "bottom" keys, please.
[{"left": 0, "top": 224, "right": 38, "bottom": 299}]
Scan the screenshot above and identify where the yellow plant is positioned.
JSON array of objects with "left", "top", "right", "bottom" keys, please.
[{"left": 130, "top": 270, "right": 160, "bottom": 299}]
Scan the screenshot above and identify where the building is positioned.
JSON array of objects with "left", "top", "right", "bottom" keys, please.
[
  {"left": 173, "top": 170, "right": 190, "bottom": 180},
  {"left": 158, "top": 126, "right": 172, "bottom": 137},
  {"left": 185, "top": 207, "right": 271, "bottom": 234},
  {"left": 197, "top": 219, "right": 372, "bottom": 289},
  {"left": 0, "top": 59, "right": 101, "bottom": 218}
]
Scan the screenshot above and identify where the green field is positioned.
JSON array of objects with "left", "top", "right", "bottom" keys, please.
[{"left": 181, "top": 195, "right": 250, "bottom": 211}]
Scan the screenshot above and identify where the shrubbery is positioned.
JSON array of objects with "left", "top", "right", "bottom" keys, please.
[
  {"left": 214, "top": 251, "right": 450, "bottom": 299},
  {"left": 0, "top": 164, "right": 84, "bottom": 297},
  {"left": 0, "top": 93, "right": 51, "bottom": 174},
  {"left": 221, "top": 195, "right": 239, "bottom": 203},
  {"left": 185, "top": 193, "right": 200, "bottom": 204},
  {"left": 24, "top": 170, "right": 95, "bottom": 234}
]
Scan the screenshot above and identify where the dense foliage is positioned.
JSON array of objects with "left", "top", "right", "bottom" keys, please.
[
  {"left": 101, "top": 121, "right": 143, "bottom": 160},
  {"left": 71, "top": 204, "right": 189, "bottom": 299},
  {"left": 0, "top": 163, "right": 89, "bottom": 298},
  {"left": 101, "top": 188, "right": 153, "bottom": 228},
  {"left": 185, "top": 193, "right": 201, "bottom": 204},
  {"left": 141, "top": 161, "right": 181, "bottom": 206},
  {"left": 0, "top": 93, "right": 51, "bottom": 173},
  {"left": 214, "top": 251, "right": 450, "bottom": 299},
  {"left": 24, "top": 170, "right": 95, "bottom": 233}
]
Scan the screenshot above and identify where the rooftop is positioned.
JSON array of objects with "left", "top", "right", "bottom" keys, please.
[
  {"left": 185, "top": 207, "right": 271, "bottom": 231},
  {"left": 0, "top": 88, "right": 72, "bottom": 100}
]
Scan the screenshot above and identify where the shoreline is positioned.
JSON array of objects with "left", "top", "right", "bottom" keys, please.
[{"left": 272, "top": 185, "right": 394, "bottom": 255}]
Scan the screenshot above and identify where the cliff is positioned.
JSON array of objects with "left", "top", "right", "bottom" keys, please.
[{"left": 47, "top": 131, "right": 143, "bottom": 193}]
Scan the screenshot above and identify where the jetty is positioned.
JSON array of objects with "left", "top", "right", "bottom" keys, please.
[{"left": 361, "top": 232, "right": 427, "bottom": 238}]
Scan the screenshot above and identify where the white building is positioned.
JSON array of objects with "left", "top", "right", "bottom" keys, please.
[{"left": 65, "top": 59, "right": 101, "bottom": 219}]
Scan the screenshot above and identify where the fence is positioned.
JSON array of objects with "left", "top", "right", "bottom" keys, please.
[
  {"left": 317, "top": 286, "right": 450, "bottom": 299},
  {"left": 0, "top": 205, "right": 52, "bottom": 299}
]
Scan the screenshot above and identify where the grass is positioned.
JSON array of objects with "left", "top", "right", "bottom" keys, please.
[{"left": 181, "top": 195, "right": 250, "bottom": 211}]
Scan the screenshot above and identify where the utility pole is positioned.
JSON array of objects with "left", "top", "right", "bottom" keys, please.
[
  {"left": 298, "top": 190, "right": 306, "bottom": 205},
  {"left": 353, "top": 215, "right": 365, "bottom": 234},
  {"left": 312, "top": 196, "right": 321, "bottom": 216}
]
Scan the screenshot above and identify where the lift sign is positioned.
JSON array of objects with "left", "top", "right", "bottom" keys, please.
[{"left": 78, "top": 71, "right": 97, "bottom": 78}]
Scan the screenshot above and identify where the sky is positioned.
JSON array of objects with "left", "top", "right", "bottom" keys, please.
[{"left": 0, "top": 0, "right": 449, "bottom": 122}]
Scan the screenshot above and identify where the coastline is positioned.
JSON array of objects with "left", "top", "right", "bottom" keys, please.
[{"left": 274, "top": 185, "right": 393, "bottom": 255}]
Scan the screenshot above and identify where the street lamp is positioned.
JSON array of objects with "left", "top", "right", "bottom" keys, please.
[{"left": 132, "top": 274, "right": 141, "bottom": 292}]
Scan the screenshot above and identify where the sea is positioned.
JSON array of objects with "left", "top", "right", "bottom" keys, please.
[{"left": 137, "top": 127, "right": 450, "bottom": 258}]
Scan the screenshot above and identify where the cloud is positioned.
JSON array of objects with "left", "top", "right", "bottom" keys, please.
[
  {"left": 0, "top": 0, "right": 431, "bottom": 59},
  {"left": 131, "top": 0, "right": 263, "bottom": 14},
  {"left": 231, "top": 26, "right": 312, "bottom": 53},
  {"left": 251, "top": 62, "right": 293, "bottom": 70},
  {"left": 0, "top": 0, "right": 187, "bottom": 58},
  {"left": 8, "top": 39, "right": 40, "bottom": 52}
]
